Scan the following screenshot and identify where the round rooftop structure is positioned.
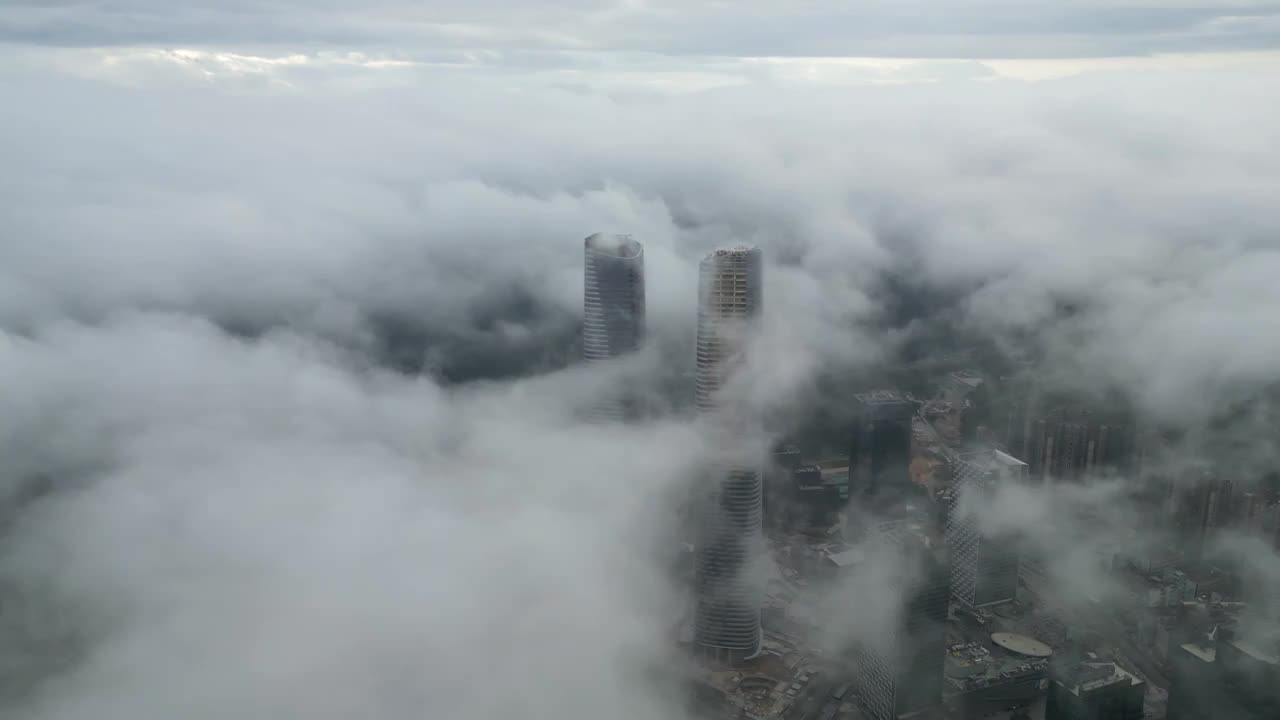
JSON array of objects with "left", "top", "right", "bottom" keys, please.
[
  {"left": 584, "top": 232, "right": 643, "bottom": 259},
  {"left": 991, "top": 632, "right": 1053, "bottom": 658}
]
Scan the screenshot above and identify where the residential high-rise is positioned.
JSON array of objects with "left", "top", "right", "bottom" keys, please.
[
  {"left": 694, "top": 246, "right": 763, "bottom": 415},
  {"left": 1172, "top": 468, "right": 1237, "bottom": 563},
  {"left": 692, "top": 245, "right": 764, "bottom": 664},
  {"left": 946, "top": 449, "right": 1027, "bottom": 608},
  {"left": 849, "top": 391, "right": 914, "bottom": 500},
  {"left": 1011, "top": 406, "right": 1136, "bottom": 484},
  {"left": 848, "top": 521, "right": 950, "bottom": 720},
  {"left": 582, "top": 233, "right": 645, "bottom": 420}
]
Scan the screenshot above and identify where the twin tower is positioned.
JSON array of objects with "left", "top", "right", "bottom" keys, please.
[{"left": 583, "top": 233, "right": 765, "bottom": 664}]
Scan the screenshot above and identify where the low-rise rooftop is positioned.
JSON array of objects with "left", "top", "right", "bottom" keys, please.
[{"left": 1058, "top": 661, "right": 1143, "bottom": 695}]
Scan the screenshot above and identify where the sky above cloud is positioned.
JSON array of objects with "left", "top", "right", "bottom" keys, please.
[{"left": 4, "top": 0, "right": 1280, "bottom": 58}]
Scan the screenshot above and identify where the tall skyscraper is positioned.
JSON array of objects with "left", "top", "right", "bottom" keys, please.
[
  {"left": 849, "top": 391, "right": 914, "bottom": 501},
  {"left": 693, "top": 245, "right": 764, "bottom": 664},
  {"left": 848, "top": 521, "right": 950, "bottom": 720},
  {"left": 946, "top": 449, "right": 1027, "bottom": 608},
  {"left": 582, "top": 233, "right": 645, "bottom": 420}
]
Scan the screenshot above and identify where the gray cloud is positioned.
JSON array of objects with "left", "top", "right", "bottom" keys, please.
[{"left": 3, "top": 1, "right": 1280, "bottom": 58}]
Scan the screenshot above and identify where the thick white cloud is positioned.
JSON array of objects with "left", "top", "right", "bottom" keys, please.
[
  {"left": 1, "top": 14, "right": 1280, "bottom": 718},
  {"left": 0, "top": 315, "right": 699, "bottom": 719},
  {"left": 4, "top": 48, "right": 1278, "bottom": 417}
]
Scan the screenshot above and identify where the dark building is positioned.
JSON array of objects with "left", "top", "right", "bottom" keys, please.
[
  {"left": 582, "top": 233, "right": 645, "bottom": 421},
  {"left": 850, "top": 391, "right": 915, "bottom": 501},
  {"left": 1168, "top": 626, "right": 1280, "bottom": 720},
  {"left": 848, "top": 521, "right": 950, "bottom": 720},
  {"left": 772, "top": 444, "right": 802, "bottom": 475},
  {"left": 692, "top": 246, "right": 765, "bottom": 664},
  {"left": 1172, "top": 468, "right": 1237, "bottom": 564},
  {"left": 765, "top": 455, "right": 848, "bottom": 534},
  {"left": 1045, "top": 658, "right": 1144, "bottom": 720},
  {"left": 945, "top": 449, "right": 1027, "bottom": 607},
  {"left": 765, "top": 444, "right": 803, "bottom": 530}
]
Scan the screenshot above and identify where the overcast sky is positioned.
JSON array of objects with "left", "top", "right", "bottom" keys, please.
[
  {"left": 1, "top": 3, "right": 1279, "bottom": 719},
  {"left": 4, "top": 0, "right": 1280, "bottom": 58}
]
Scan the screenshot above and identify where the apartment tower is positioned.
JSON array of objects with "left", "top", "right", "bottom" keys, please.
[{"left": 583, "top": 233, "right": 645, "bottom": 420}]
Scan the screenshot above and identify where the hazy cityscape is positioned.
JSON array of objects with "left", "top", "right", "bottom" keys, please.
[
  {"left": 2, "top": 3, "right": 1279, "bottom": 720},
  {"left": 579, "top": 233, "right": 1279, "bottom": 720}
]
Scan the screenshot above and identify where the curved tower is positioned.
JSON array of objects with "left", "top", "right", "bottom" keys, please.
[
  {"left": 583, "top": 233, "right": 645, "bottom": 420},
  {"left": 693, "top": 245, "right": 764, "bottom": 664}
]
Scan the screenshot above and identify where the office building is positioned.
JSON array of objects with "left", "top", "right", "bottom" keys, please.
[
  {"left": 765, "top": 444, "right": 803, "bottom": 530},
  {"left": 582, "top": 233, "right": 645, "bottom": 420},
  {"left": 692, "top": 245, "right": 764, "bottom": 664},
  {"left": 946, "top": 449, "right": 1027, "bottom": 607},
  {"left": 848, "top": 521, "right": 950, "bottom": 720},
  {"left": 849, "top": 391, "right": 914, "bottom": 500},
  {"left": 1045, "top": 657, "right": 1145, "bottom": 720},
  {"left": 1168, "top": 626, "right": 1279, "bottom": 720}
]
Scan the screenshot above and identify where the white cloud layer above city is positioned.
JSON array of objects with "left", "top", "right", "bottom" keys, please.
[{"left": 1, "top": 2, "right": 1278, "bottom": 718}]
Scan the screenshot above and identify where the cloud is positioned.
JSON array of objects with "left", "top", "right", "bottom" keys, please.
[
  {"left": 0, "top": 314, "right": 701, "bottom": 719},
  {"left": 4, "top": 43, "right": 1279, "bottom": 409},
  {"left": 1, "top": 22, "right": 1280, "bottom": 720}
]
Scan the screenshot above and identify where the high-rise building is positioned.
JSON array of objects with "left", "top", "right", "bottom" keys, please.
[
  {"left": 582, "top": 233, "right": 645, "bottom": 420},
  {"left": 1168, "top": 626, "right": 1279, "bottom": 720},
  {"left": 692, "top": 245, "right": 764, "bottom": 665},
  {"left": 1173, "top": 468, "right": 1237, "bottom": 563},
  {"left": 848, "top": 521, "right": 950, "bottom": 720},
  {"left": 694, "top": 246, "right": 763, "bottom": 415},
  {"left": 1012, "top": 407, "right": 1135, "bottom": 484},
  {"left": 849, "top": 391, "right": 914, "bottom": 500},
  {"left": 946, "top": 449, "right": 1027, "bottom": 608},
  {"left": 1045, "top": 658, "right": 1145, "bottom": 720},
  {"left": 765, "top": 444, "right": 803, "bottom": 531}
]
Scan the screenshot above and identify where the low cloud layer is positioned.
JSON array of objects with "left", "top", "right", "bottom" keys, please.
[
  {"left": 0, "top": 315, "right": 700, "bottom": 719},
  {"left": 4, "top": 48, "right": 1278, "bottom": 421}
]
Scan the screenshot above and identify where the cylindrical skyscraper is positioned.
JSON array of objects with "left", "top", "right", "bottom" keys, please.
[
  {"left": 695, "top": 246, "right": 763, "bottom": 415},
  {"left": 583, "top": 233, "right": 645, "bottom": 420},
  {"left": 693, "top": 245, "right": 764, "bottom": 664}
]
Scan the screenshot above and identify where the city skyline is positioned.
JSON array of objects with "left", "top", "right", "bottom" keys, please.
[{"left": 2, "top": 2, "right": 1279, "bottom": 720}]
